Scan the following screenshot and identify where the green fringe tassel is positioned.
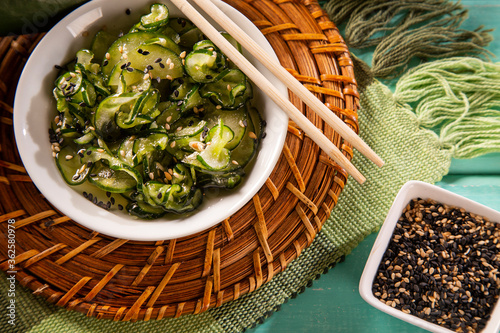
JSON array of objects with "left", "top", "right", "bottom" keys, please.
[
  {"left": 394, "top": 57, "right": 500, "bottom": 159},
  {"left": 323, "top": 0, "right": 493, "bottom": 79}
]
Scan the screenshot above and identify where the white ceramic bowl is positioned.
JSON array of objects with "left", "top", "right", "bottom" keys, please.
[
  {"left": 13, "top": 0, "right": 288, "bottom": 241},
  {"left": 359, "top": 180, "right": 500, "bottom": 333}
]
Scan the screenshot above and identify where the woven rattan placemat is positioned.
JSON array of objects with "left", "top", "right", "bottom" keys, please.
[{"left": 0, "top": 0, "right": 358, "bottom": 320}]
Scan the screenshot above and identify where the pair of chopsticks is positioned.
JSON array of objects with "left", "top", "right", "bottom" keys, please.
[{"left": 170, "top": 0, "right": 384, "bottom": 184}]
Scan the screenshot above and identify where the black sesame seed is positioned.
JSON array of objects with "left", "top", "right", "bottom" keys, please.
[
  {"left": 155, "top": 58, "right": 162, "bottom": 63},
  {"left": 78, "top": 152, "right": 84, "bottom": 158},
  {"left": 125, "top": 8, "right": 131, "bottom": 15},
  {"left": 106, "top": 191, "right": 111, "bottom": 198},
  {"left": 142, "top": 51, "right": 150, "bottom": 56},
  {"left": 137, "top": 49, "right": 143, "bottom": 54},
  {"left": 110, "top": 197, "right": 115, "bottom": 205},
  {"left": 83, "top": 192, "right": 88, "bottom": 198},
  {"left": 90, "top": 173, "right": 97, "bottom": 177},
  {"left": 126, "top": 67, "right": 134, "bottom": 72},
  {"left": 205, "top": 75, "right": 213, "bottom": 80},
  {"left": 86, "top": 150, "right": 92, "bottom": 156},
  {"left": 120, "top": 63, "right": 127, "bottom": 69},
  {"left": 174, "top": 90, "right": 179, "bottom": 97},
  {"left": 157, "top": 193, "right": 162, "bottom": 199},
  {"left": 118, "top": 204, "right": 124, "bottom": 210},
  {"left": 178, "top": 78, "right": 184, "bottom": 84},
  {"left": 88, "top": 193, "right": 93, "bottom": 201},
  {"left": 159, "top": 62, "right": 165, "bottom": 68},
  {"left": 262, "top": 132, "right": 267, "bottom": 139},
  {"left": 54, "top": 64, "right": 63, "bottom": 70},
  {"left": 147, "top": 65, "right": 154, "bottom": 71},
  {"left": 177, "top": 100, "right": 183, "bottom": 106}
]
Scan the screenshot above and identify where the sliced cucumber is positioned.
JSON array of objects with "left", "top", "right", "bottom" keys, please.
[
  {"left": 89, "top": 161, "right": 137, "bottom": 193},
  {"left": 204, "top": 105, "right": 248, "bottom": 150},
  {"left": 200, "top": 69, "right": 252, "bottom": 109},
  {"left": 127, "top": 200, "right": 166, "bottom": 219},
  {"left": 55, "top": 145, "right": 91, "bottom": 185},
  {"left": 184, "top": 49, "right": 226, "bottom": 83},
  {"left": 91, "top": 30, "right": 117, "bottom": 63},
  {"left": 94, "top": 92, "right": 142, "bottom": 141},
  {"left": 141, "top": 3, "right": 169, "bottom": 29}
]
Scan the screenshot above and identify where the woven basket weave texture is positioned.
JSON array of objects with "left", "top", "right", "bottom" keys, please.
[{"left": 0, "top": 0, "right": 359, "bottom": 320}]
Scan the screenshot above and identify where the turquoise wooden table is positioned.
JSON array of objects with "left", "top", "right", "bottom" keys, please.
[{"left": 251, "top": 1, "right": 500, "bottom": 332}]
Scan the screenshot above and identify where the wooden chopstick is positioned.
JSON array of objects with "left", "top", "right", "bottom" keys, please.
[
  {"left": 187, "top": 0, "right": 383, "bottom": 169},
  {"left": 170, "top": 0, "right": 369, "bottom": 184}
]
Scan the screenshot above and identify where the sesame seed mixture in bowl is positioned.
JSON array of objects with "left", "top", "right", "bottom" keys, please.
[
  {"left": 360, "top": 181, "right": 500, "bottom": 333},
  {"left": 374, "top": 198, "right": 500, "bottom": 333}
]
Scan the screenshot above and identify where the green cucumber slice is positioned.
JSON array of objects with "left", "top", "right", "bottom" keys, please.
[
  {"left": 55, "top": 146, "right": 91, "bottom": 185},
  {"left": 88, "top": 161, "right": 137, "bottom": 193},
  {"left": 204, "top": 105, "right": 248, "bottom": 150},
  {"left": 94, "top": 92, "right": 142, "bottom": 141},
  {"left": 127, "top": 200, "right": 166, "bottom": 219},
  {"left": 184, "top": 49, "right": 226, "bottom": 83},
  {"left": 91, "top": 30, "right": 117, "bottom": 63},
  {"left": 199, "top": 69, "right": 252, "bottom": 109},
  {"left": 141, "top": 3, "right": 169, "bottom": 29}
]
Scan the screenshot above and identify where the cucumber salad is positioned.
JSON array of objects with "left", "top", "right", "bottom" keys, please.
[{"left": 49, "top": 3, "right": 265, "bottom": 219}]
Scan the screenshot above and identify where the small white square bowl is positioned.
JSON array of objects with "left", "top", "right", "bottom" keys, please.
[{"left": 359, "top": 180, "right": 500, "bottom": 333}]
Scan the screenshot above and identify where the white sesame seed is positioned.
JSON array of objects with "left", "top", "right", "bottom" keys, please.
[
  {"left": 70, "top": 72, "right": 76, "bottom": 78},
  {"left": 166, "top": 58, "right": 172, "bottom": 65},
  {"left": 53, "top": 145, "right": 61, "bottom": 152},
  {"left": 65, "top": 155, "right": 74, "bottom": 160},
  {"left": 232, "top": 160, "right": 239, "bottom": 165},
  {"left": 195, "top": 66, "right": 200, "bottom": 70},
  {"left": 166, "top": 75, "right": 172, "bottom": 80},
  {"left": 227, "top": 84, "right": 232, "bottom": 91},
  {"left": 143, "top": 74, "right": 149, "bottom": 80},
  {"left": 79, "top": 164, "right": 86, "bottom": 174},
  {"left": 164, "top": 171, "right": 172, "bottom": 181},
  {"left": 105, "top": 53, "right": 111, "bottom": 60},
  {"left": 169, "top": 63, "right": 175, "bottom": 70},
  {"left": 239, "top": 120, "right": 245, "bottom": 127},
  {"left": 120, "top": 150, "right": 126, "bottom": 157},
  {"left": 170, "top": 141, "right": 176, "bottom": 148},
  {"left": 208, "top": 47, "right": 214, "bottom": 51},
  {"left": 164, "top": 123, "right": 170, "bottom": 130},
  {"left": 87, "top": 126, "right": 95, "bottom": 131},
  {"left": 97, "top": 148, "right": 105, "bottom": 153},
  {"left": 182, "top": 59, "right": 185, "bottom": 65},
  {"left": 166, "top": 116, "right": 172, "bottom": 122},
  {"left": 216, "top": 105, "right": 222, "bottom": 109},
  {"left": 149, "top": 172, "right": 154, "bottom": 179},
  {"left": 176, "top": 126, "right": 182, "bottom": 132},
  {"left": 52, "top": 152, "right": 57, "bottom": 158},
  {"left": 119, "top": 46, "right": 123, "bottom": 53},
  {"left": 55, "top": 128, "right": 61, "bottom": 134},
  {"left": 249, "top": 131, "right": 257, "bottom": 139},
  {"left": 180, "top": 51, "right": 186, "bottom": 58},
  {"left": 123, "top": 54, "right": 128, "bottom": 59},
  {"left": 54, "top": 115, "right": 60, "bottom": 123}
]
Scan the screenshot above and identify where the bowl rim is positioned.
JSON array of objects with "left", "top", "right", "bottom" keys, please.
[
  {"left": 359, "top": 180, "right": 500, "bottom": 333},
  {"left": 13, "top": 0, "right": 288, "bottom": 241}
]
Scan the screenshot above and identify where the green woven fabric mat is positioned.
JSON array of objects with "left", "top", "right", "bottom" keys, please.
[{"left": 3, "top": 0, "right": 500, "bottom": 332}]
